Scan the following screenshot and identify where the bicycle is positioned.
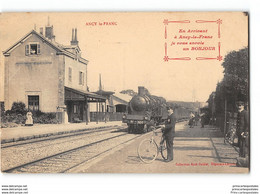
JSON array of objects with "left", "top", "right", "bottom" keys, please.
[
  {"left": 225, "top": 124, "right": 238, "bottom": 146},
  {"left": 137, "top": 127, "right": 168, "bottom": 163}
]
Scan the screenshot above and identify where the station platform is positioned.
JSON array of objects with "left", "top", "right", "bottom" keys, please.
[
  {"left": 1, "top": 121, "right": 123, "bottom": 144},
  {"left": 77, "top": 123, "right": 249, "bottom": 173}
]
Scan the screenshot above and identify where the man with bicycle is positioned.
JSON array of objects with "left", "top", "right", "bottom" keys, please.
[{"left": 161, "top": 106, "right": 176, "bottom": 162}]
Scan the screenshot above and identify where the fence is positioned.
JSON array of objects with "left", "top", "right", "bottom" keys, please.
[
  {"left": 216, "top": 112, "right": 238, "bottom": 135},
  {"left": 90, "top": 112, "right": 125, "bottom": 122}
]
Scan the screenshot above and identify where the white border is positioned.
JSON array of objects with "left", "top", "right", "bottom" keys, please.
[{"left": 1, "top": 1, "right": 260, "bottom": 194}]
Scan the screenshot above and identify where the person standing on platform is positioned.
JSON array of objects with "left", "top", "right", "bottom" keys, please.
[
  {"left": 200, "top": 113, "right": 205, "bottom": 128},
  {"left": 236, "top": 101, "right": 249, "bottom": 155},
  {"left": 162, "top": 106, "right": 176, "bottom": 162},
  {"left": 236, "top": 100, "right": 249, "bottom": 167},
  {"left": 189, "top": 112, "right": 195, "bottom": 128},
  {"left": 25, "top": 111, "right": 33, "bottom": 126}
]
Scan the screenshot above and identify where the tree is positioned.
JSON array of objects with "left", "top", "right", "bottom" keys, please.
[
  {"left": 120, "top": 89, "right": 137, "bottom": 96},
  {"left": 222, "top": 47, "right": 249, "bottom": 102},
  {"left": 207, "top": 47, "right": 249, "bottom": 120}
]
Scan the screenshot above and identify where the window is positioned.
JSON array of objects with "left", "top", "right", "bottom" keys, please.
[
  {"left": 69, "top": 67, "right": 72, "bottom": 82},
  {"left": 79, "top": 71, "right": 84, "bottom": 85},
  {"left": 73, "top": 104, "right": 78, "bottom": 113},
  {"left": 28, "top": 95, "right": 39, "bottom": 111},
  {"left": 25, "top": 43, "right": 41, "bottom": 55}
]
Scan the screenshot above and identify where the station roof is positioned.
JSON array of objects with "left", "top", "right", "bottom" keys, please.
[
  {"left": 112, "top": 93, "right": 132, "bottom": 105},
  {"left": 65, "top": 87, "right": 106, "bottom": 102}
]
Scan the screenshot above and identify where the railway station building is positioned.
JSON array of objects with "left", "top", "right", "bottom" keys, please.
[{"left": 3, "top": 23, "right": 106, "bottom": 124}]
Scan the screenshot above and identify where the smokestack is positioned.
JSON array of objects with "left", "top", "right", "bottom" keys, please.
[
  {"left": 99, "top": 74, "right": 102, "bottom": 91},
  {"left": 138, "top": 86, "right": 145, "bottom": 96}
]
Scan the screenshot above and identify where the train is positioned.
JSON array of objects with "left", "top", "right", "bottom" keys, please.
[{"left": 122, "top": 86, "right": 190, "bottom": 133}]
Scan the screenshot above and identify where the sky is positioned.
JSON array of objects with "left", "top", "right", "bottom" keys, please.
[{"left": 0, "top": 12, "right": 248, "bottom": 102}]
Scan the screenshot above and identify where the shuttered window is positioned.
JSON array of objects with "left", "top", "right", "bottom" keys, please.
[
  {"left": 25, "top": 43, "right": 41, "bottom": 55},
  {"left": 25, "top": 45, "right": 29, "bottom": 55},
  {"left": 37, "top": 44, "right": 40, "bottom": 54},
  {"left": 82, "top": 73, "right": 84, "bottom": 85},
  {"left": 79, "top": 71, "right": 84, "bottom": 85},
  {"left": 79, "top": 72, "right": 82, "bottom": 85}
]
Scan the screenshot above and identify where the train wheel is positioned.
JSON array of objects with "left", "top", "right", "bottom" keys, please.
[{"left": 138, "top": 139, "right": 158, "bottom": 163}]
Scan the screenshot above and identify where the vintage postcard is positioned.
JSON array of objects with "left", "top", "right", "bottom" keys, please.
[{"left": 0, "top": 12, "right": 249, "bottom": 173}]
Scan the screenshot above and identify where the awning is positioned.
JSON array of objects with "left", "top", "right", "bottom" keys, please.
[
  {"left": 65, "top": 87, "right": 106, "bottom": 102},
  {"left": 111, "top": 95, "right": 129, "bottom": 106}
]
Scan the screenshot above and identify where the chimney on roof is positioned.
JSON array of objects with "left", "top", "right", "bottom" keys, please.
[
  {"left": 45, "top": 17, "right": 55, "bottom": 41},
  {"left": 75, "top": 28, "right": 78, "bottom": 41},
  {"left": 71, "top": 29, "right": 74, "bottom": 41},
  {"left": 40, "top": 27, "right": 43, "bottom": 35},
  {"left": 71, "top": 28, "right": 79, "bottom": 46}
]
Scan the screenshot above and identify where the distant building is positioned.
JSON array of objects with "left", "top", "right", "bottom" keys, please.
[
  {"left": 3, "top": 22, "right": 105, "bottom": 123},
  {"left": 89, "top": 75, "right": 132, "bottom": 114},
  {"left": 112, "top": 93, "right": 132, "bottom": 112}
]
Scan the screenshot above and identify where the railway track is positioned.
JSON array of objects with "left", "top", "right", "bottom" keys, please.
[
  {"left": 2, "top": 122, "right": 185, "bottom": 173},
  {"left": 1, "top": 125, "right": 123, "bottom": 149},
  {"left": 2, "top": 129, "right": 142, "bottom": 173}
]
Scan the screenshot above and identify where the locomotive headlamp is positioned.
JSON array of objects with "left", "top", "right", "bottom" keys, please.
[
  {"left": 144, "top": 116, "right": 148, "bottom": 120},
  {"left": 122, "top": 115, "right": 126, "bottom": 119}
]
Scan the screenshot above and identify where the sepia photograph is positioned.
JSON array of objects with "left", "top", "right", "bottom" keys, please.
[
  {"left": 0, "top": 12, "right": 249, "bottom": 174},
  {"left": 0, "top": 3, "right": 259, "bottom": 193}
]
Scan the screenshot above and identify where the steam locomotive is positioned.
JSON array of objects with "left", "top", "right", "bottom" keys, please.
[
  {"left": 122, "top": 86, "right": 190, "bottom": 133},
  {"left": 122, "top": 86, "right": 168, "bottom": 133}
]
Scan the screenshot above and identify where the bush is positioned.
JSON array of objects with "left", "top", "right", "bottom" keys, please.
[
  {"left": 33, "top": 112, "right": 59, "bottom": 124},
  {"left": 1, "top": 102, "right": 27, "bottom": 126},
  {"left": 0, "top": 102, "right": 4, "bottom": 118},
  {"left": 11, "top": 102, "right": 27, "bottom": 115},
  {"left": 1, "top": 111, "right": 59, "bottom": 126},
  {"left": 2, "top": 101, "right": 59, "bottom": 126},
  {"left": 2, "top": 113, "right": 27, "bottom": 124},
  {"left": 34, "top": 110, "right": 45, "bottom": 117}
]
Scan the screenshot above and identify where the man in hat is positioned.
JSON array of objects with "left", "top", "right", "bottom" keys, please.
[
  {"left": 162, "top": 106, "right": 176, "bottom": 162},
  {"left": 236, "top": 100, "right": 249, "bottom": 166}
]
